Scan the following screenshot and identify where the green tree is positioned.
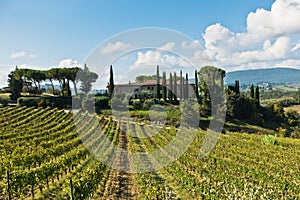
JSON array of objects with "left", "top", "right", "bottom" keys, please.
[
  {"left": 195, "top": 70, "right": 199, "bottom": 101},
  {"left": 174, "top": 72, "right": 177, "bottom": 101},
  {"left": 68, "top": 67, "right": 81, "bottom": 96},
  {"left": 250, "top": 84, "right": 254, "bottom": 98},
  {"left": 235, "top": 80, "right": 240, "bottom": 95},
  {"left": 199, "top": 66, "right": 226, "bottom": 116},
  {"left": 169, "top": 73, "right": 173, "bottom": 103},
  {"left": 108, "top": 65, "right": 114, "bottom": 98},
  {"left": 45, "top": 69, "right": 56, "bottom": 94},
  {"left": 162, "top": 71, "right": 167, "bottom": 101},
  {"left": 185, "top": 73, "right": 189, "bottom": 99},
  {"left": 30, "top": 70, "right": 46, "bottom": 90},
  {"left": 78, "top": 64, "right": 98, "bottom": 94},
  {"left": 8, "top": 66, "right": 23, "bottom": 101},
  {"left": 255, "top": 85, "right": 260, "bottom": 105},
  {"left": 156, "top": 65, "right": 160, "bottom": 100},
  {"left": 180, "top": 70, "right": 183, "bottom": 100}
]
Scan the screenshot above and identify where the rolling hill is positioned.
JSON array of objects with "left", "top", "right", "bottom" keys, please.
[{"left": 224, "top": 68, "right": 300, "bottom": 85}]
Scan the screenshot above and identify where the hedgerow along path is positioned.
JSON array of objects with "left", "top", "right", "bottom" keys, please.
[{"left": 0, "top": 106, "right": 299, "bottom": 199}]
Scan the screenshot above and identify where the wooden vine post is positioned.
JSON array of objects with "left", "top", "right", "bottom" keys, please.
[
  {"left": 7, "top": 170, "right": 11, "bottom": 200},
  {"left": 70, "top": 179, "right": 74, "bottom": 200}
]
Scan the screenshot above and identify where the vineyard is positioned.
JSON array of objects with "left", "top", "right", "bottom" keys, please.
[{"left": 0, "top": 106, "right": 300, "bottom": 199}]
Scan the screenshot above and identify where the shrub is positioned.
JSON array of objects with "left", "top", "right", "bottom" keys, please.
[
  {"left": 82, "top": 96, "right": 95, "bottom": 113},
  {"left": 0, "top": 96, "right": 9, "bottom": 106},
  {"left": 142, "top": 99, "right": 155, "bottom": 110},
  {"left": 95, "top": 96, "right": 110, "bottom": 110},
  {"left": 18, "top": 97, "right": 41, "bottom": 107},
  {"left": 263, "top": 134, "right": 278, "bottom": 145}
]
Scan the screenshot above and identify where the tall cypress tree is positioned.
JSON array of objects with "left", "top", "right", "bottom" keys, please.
[
  {"left": 169, "top": 73, "right": 173, "bottom": 103},
  {"left": 235, "top": 80, "right": 240, "bottom": 95},
  {"left": 109, "top": 65, "right": 114, "bottom": 98},
  {"left": 255, "top": 85, "right": 260, "bottom": 105},
  {"left": 162, "top": 71, "right": 167, "bottom": 101},
  {"left": 174, "top": 72, "right": 177, "bottom": 101},
  {"left": 156, "top": 65, "right": 160, "bottom": 100},
  {"left": 250, "top": 84, "right": 254, "bottom": 98},
  {"left": 185, "top": 73, "right": 189, "bottom": 99},
  {"left": 195, "top": 70, "right": 199, "bottom": 101},
  {"left": 180, "top": 70, "right": 183, "bottom": 100}
]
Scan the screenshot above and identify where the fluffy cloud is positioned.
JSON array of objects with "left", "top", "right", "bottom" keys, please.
[
  {"left": 200, "top": 0, "right": 300, "bottom": 71},
  {"left": 275, "top": 59, "right": 300, "bottom": 67},
  {"left": 246, "top": 0, "right": 300, "bottom": 40},
  {"left": 182, "top": 40, "right": 200, "bottom": 50},
  {"left": 10, "top": 51, "right": 26, "bottom": 59},
  {"left": 158, "top": 42, "right": 176, "bottom": 51},
  {"left": 134, "top": 51, "right": 190, "bottom": 68},
  {"left": 100, "top": 41, "right": 131, "bottom": 54},
  {"left": 59, "top": 59, "right": 78, "bottom": 67},
  {"left": 10, "top": 51, "right": 38, "bottom": 59}
]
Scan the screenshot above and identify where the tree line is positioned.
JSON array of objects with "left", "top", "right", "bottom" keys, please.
[{"left": 8, "top": 64, "right": 98, "bottom": 101}]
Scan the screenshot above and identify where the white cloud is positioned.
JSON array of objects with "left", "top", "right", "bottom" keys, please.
[
  {"left": 275, "top": 59, "right": 300, "bottom": 67},
  {"left": 158, "top": 42, "right": 176, "bottom": 51},
  {"left": 10, "top": 51, "right": 38, "bottom": 59},
  {"left": 100, "top": 41, "right": 131, "bottom": 54},
  {"left": 10, "top": 51, "right": 26, "bottom": 59},
  {"left": 59, "top": 59, "right": 78, "bottom": 67},
  {"left": 134, "top": 50, "right": 190, "bottom": 68},
  {"left": 199, "top": 0, "right": 300, "bottom": 72},
  {"left": 246, "top": 0, "right": 300, "bottom": 41},
  {"left": 292, "top": 41, "right": 300, "bottom": 52}
]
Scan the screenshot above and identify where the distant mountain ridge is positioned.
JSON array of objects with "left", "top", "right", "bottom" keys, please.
[{"left": 224, "top": 68, "right": 300, "bottom": 85}]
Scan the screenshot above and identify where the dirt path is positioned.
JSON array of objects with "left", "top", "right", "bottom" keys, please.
[{"left": 99, "top": 121, "right": 140, "bottom": 200}]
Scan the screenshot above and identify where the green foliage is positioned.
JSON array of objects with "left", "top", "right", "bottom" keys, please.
[
  {"left": 263, "top": 134, "right": 278, "bottom": 145},
  {"left": 0, "top": 96, "right": 9, "bottom": 106},
  {"left": 195, "top": 70, "right": 199, "bottom": 101},
  {"left": 82, "top": 96, "right": 95, "bottom": 113},
  {"left": 199, "top": 66, "right": 226, "bottom": 117},
  {"left": 142, "top": 99, "right": 155, "bottom": 110},
  {"left": 255, "top": 85, "right": 260, "bottom": 105},
  {"left": 156, "top": 65, "right": 160, "bottom": 100},
  {"left": 17, "top": 96, "right": 74, "bottom": 109},
  {"left": 162, "top": 71, "right": 167, "bottom": 101},
  {"left": 8, "top": 68, "right": 23, "bottom": 101},
  {"left": 108, "top": 65, "right": 114, "bottom": 98},
  {"left": 250, "top": 84, "right": 254, "bottom": 98},
  {"left": 169, "top": 73, "right": 173, "bottom": 102},
  {"left": 77, "top": 64, "right": 98, "bottom": 94},
  {"left": 82, "top": 95, "right": 110, "bottom": 113},
  {"left": 18, "top": 97, "right": 41, "bottom": 107},
  {"left": 95, "top": 96, "right": 110, "bottom": 112}
]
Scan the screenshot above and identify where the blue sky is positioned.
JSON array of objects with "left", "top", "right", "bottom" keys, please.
[{"left": 0, "top": 0, "right": 300, "bottom": 88}]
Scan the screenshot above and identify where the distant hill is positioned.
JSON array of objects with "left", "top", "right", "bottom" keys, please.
[{"left": 225, "top": 68, "right": 300, "bottom": 85}]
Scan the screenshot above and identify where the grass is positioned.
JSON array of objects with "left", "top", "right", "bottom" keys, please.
[
  {"left": 0, "top": 93, "right": 10, "bottom": 98},
  {"left": 284, "top": 105, "right": 300, "bottom": 114}
]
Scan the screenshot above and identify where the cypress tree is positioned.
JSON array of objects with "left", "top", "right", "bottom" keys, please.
[
  {"left": 180, "top": 70, "right": 183, "bottom": 100},
  {"left": 235, "top": 80, "right": 240, "bottom": 95},
  {"left": 195, "top": 70, "right": 199, "bottom": 101},
  {"left": 255, "top": 85, "right": 260, "bottom": 105},
  {"left": 174, "top": 72, "right": 177, "bottom": 101},
  {"left": 185, "top": 73, "right": 189, "bottom": 99},
  {"left": 162, "top": 71, "right": 167, "bottom": 101},
  {"left": 250, "top": 84, "right": 254, "bottom": 99},
  {"left": 109, "top": 65, "right": 114, "bottom": 98},
  {"left": 169, "top": 73, "right": 173, "bottom": 103},
  {"left": 156, "top": 65, "right": 160, "bottom": 100}
]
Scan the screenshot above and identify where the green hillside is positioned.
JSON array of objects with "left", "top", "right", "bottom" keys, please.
[
  {"left": 225, "top": 68, "right": 300, "bottom": 85},
  {"left": 0, "top": 107, "right": 299, "bottom": 199}
]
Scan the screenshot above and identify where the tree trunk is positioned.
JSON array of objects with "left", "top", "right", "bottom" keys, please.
[{"left": 72, "top": 81, "right": 78, "bottom": 96}]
